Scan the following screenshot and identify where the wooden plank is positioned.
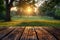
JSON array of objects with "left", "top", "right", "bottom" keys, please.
[
  {"left": 0, "top": 27, "right": 8, "bottom": 31},
  {"left": 34, "top": 27, "right": 57, "bottom": 40},
  {"left": 2, "top": 27, "right": 25, "bottom": 40},
  {"left": 0, "top": 27, "right": 15, "bottom": 39},
  {"left": 0, "top": 26, "right": 59, "bottom": 40},
  {"left": 43, "top": 27, "right": 60, "bottom": 40},
  {"left": 20, "top": 27, "right": 38, "bottom": 40}
]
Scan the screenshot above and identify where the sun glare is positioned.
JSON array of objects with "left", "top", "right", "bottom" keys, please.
[
  {"left": 26, "top": 7, "right": 33, "bottom": 14},
  {"left": 10, "top": 7, "right": 17, "bottom": 11},
  {"left": 23, "top": 6, "right": 34, "bottom": 16}
]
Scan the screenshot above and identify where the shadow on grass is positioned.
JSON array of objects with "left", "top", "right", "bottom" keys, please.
[{"left": 17, "top": 21, "right": 60, "bottom": 27}]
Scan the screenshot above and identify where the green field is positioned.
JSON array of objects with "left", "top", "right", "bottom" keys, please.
[
  {"left": 0, "top": 16, "right": 60, "bottom": 27},
  {"left": 11, "top": 16, "right": 54, "bottom": 20}
]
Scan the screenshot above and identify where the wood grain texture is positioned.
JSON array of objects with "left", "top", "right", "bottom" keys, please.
[
  {"left": 20, "top": 26, "right": 38, "bottom": 40},
  {"left": 2, "top": 27, "right": 25, "bottom": 40},
  {"left": 0, "top": 26, "right": 60, "bottom": 40}
]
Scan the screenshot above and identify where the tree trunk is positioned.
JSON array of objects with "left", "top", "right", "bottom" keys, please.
[
  {"left": 5, "top": 5, "right": 11, "bottom": 21},
  {"left": 5, "top": 0, "right": 14, "bottom": 21},
  {"left": 5, "top": 0, "right": 11, "bottom": 21}
]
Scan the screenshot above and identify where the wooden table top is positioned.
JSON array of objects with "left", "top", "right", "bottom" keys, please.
[{"left": 0, "top": 26, "right": 60, "bottom": 40}]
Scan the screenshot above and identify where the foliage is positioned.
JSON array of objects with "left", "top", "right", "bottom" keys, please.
[
  {"left": 55, "top": 7, "right": 60, "bottom": 16},
  {"left": 0, "top": 0, "right": 5, "bottom": 20},
  {"left": 39, "top": 0, "right": 60, "bottom": 20}
]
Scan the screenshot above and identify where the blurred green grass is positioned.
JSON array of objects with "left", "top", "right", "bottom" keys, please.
[
  {"left": 17, "top": 20, "right": 60, "bottom": 27},
  {"left": 0, "top": 16, "right": 60, "bottom": 27}
]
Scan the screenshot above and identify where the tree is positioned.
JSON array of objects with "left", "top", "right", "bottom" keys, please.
[
  {"left": 5, "top": 0, "right": 14, "bottom": 21},
  {"left": 0, "top": 0, "right": 5, "bottom": 20},
  {"left": 54, "top": 4, "right": 60, "bottom": 19},
  {"left": 39, "top": 0, "right": 60, "bottom": 17}
]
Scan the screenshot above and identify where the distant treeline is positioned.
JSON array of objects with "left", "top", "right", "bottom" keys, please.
[{"left": 39, "top": 0, "right": 60, "bottom": 20}]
